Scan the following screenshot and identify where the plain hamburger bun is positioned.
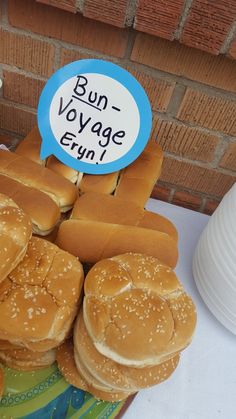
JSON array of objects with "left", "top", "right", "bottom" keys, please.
[
  {"left": 83, "top": 253, "right": 197, "bottom": 367},
  {"left": 0, "top": 237, "right": 84, "bottom": 350},
  {"left": 0, "top": 193, "right": 32, "bottom": 284},
  {"left": 74, "top": 310, "right": 180, "bottom": 392}
]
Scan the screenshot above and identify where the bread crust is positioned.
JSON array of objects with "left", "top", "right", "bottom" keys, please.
[
  {"left": 79, "top": 172, "right": 119, "bottom": 195},
  {"left": 56, "top": 220, "right": 178, "bottom": 268},
  {"left": 16, "top": 127, "right": 79, "bottom": 182},
  {"left": 0, "top": 347, "right": 56, "bottom": 371},
  {"left": 0, "top": 193, "right": 32, "bottom": 284},
  {"left": 0, "top": 150, "right": 77, "bottom": 211},
  {"left": 74, "top": 310, "right": 180, "bottom": 392},
  {"left": 114, "top": 145, "right": 163, "bottom": 207},
  {"left": 83, "top": 253, "right": 196, "bottom": 366},
  {"left": 0, "top": 237, "right": 84, "bottom": 350},
  {"left": 16, "top": 126, "right": 44, "bottom": 165},
  {"left": 0, "top": 174, "right": 60, "bottom": 234},
  {"left": 56, "top": 340, "right": 133, "bottom": 402},
  {"left": 46, "top": 156, "right": 79, "bottom": 183},
  {"left": 71, "top": 192, "right": 178, "bottom": 241}
]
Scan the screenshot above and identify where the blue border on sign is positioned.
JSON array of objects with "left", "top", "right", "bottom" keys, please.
[{"left": 37, "top": 59, "right": 152, "bottom": 174}]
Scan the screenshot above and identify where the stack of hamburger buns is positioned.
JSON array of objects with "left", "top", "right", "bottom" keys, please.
[
  {"left": 56, "top": 253, "right": 196, "bottom": 401},
  {"left": 0, "top": 193, "right": 84, "bottom": 384},
  {"left": 0, "top": 127, "right": 197, "bottom": 404}
]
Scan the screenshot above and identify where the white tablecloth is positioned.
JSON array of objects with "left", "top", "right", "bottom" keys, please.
[{"left": 123, "top": 199, "right": 236, "bottom": 419}]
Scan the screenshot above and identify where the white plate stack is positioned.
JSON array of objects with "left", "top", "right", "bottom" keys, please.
[{"left": 192, "top": 182, "right": 236, "bottom": 334}]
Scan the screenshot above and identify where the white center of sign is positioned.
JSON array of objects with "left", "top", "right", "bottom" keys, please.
[{"left": 49, "top": 73, "right": 140, "bottom": 165}]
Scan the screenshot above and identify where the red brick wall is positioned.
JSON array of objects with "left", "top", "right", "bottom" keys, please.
[{"left": 0, "top": 0, "right": 236, "bottom": 214}]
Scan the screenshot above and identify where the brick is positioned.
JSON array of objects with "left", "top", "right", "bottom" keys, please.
[
  {"left": 181, "top": 0, "right": 236, "bottom": 55},
  {"left": 0, "top": 29, "right": 55, "bottom": 77},
  {"left": 203, "top": 198, "right": 220, "bottom": 215},
  {"left": 9, "top": 0, "right": 129, "bottom": 58},
  {"left": 84, "top": 0, "right": 128, "bottom": 28},
  {"left": 160, "top": 157, "right": 235, "bottom": 198},
  {"left": 125, "top": 67, "right": 175, "bottom": 112},
  {"left": 131, "top": 34, "right": 236, "bottom": 93},
  {"left": 60, "top": 49, "right": 96, "bottom": 67},
  {"left": 228, "top": 38, "right": 236, "bottom": 59},
  {"left": 219, "top": 143, "right": 236, "bottom": 172},
  {"left": 3, "top": 71, "right": 45, "bottom": 109},
  {"left": 36, "top": 0, "right": 77, "bottom": 13},
  {"left": 0, "top": 102, "right": 36, "bottom": 136},
  {"left": 152, "top": 116, "right": 219, "bottom": 162},
  {"left": 172, "top": 190, "right": 202, "bottom": 211},
  {"left": 177, "top": 88, "right": 236, "bottom": 136},
  {"left": 151, "top": 183, "right": 171, "bottom": 202},
  {"left": 135, "top": 0, "right": 184, "bottom": 40}
]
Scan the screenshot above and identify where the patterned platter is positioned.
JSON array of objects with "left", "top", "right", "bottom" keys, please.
[{"left": 0, "top": 363, "right": 126, "bottom": 418}]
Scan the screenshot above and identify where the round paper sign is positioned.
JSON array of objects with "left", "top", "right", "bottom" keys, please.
[{"left": 38, "top": 59, "right": 152, "bottom": 174}]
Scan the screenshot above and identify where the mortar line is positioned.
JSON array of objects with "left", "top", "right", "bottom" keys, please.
[
  {"left": 199, "top": 197, "right": 207, "bottom": 213},
  {"left": 174, "top": 0, "right": 193, "bottom": 40},
  {"left": 0, "top": 97, "right": 37, "bottom": 114},
  {"left": 1, "top": 64, "right": 47, "bottom": 81},
  {"left": 76, "top": 0, "right": 85, "bottom": 13},
  {"left": 125, "top": 0, "right": 139, "bottom": 27},
  {"left": 221, "top": 21, "right": 236, "bottom": 54},
  {"left": 1, "top": 0, "right": 8, "bottom": 25},
  {"left": 123, "top": 28, "right": 136, "bottom": 59},
  {"left": 53, "top": 44, "right": 62, "bottom": 72}
]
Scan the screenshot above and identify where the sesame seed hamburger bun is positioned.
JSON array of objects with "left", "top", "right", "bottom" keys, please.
[
  {"left": 0, "top": 237, "right": 84, "bottom": 350},
  {"left": 56, "top": 340, "right": 133, "bottom": 402},
  {"left": 83, "top": 253, "right": 197, "bottom": 367},
  {"left": 0, "top": 193, "right": 32, "bottom": 284},
  {"left": 74, "top": 310, "right": 180, "bottom": 392},
  {"left": 0, "top": 347, "right": 56, "bottom": 371}
]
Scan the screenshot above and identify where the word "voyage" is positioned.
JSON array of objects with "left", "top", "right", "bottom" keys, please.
[{"left": 58, "top": 75, "right": 125, "bottom": 160}]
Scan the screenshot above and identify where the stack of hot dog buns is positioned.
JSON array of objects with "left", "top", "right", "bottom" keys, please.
[
  {"left": 0, "top": 149, "right": 77, "bottom": 235},
  {"left": 15, "top": 126, "right": 163, "bottom": 202}
]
